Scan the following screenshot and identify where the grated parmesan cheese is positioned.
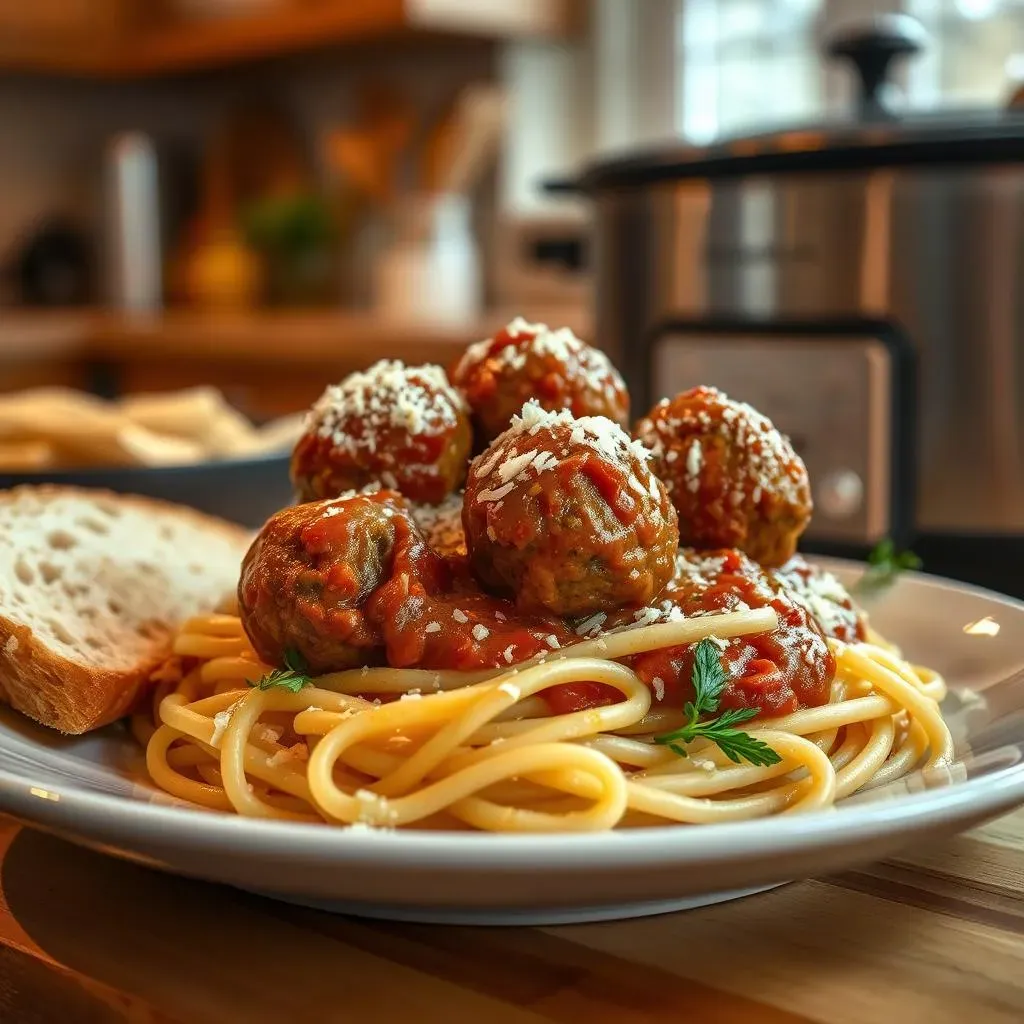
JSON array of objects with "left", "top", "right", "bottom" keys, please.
[
  {"left": 472, "top": 403, "right": 656, "bottom": 512},
  {"left": 211, "top": 706, "right": 236, "bottom": 746},
  {"left": 304, "top": 360, "right": 465, "bottom": 468},
  {"left": 455, "top": 319, "right": 626, "bottom": 409},
  {"left": 685, "top": 439, "right": 703, "bottom": 493},
  {"left": 637, "top": 386, "right": 805, "bottom": 507},
  {"left": 412, "top": 493, "right": 465, "bottom": 556},
  {"left": 575, "top": 612, "right": 606, "bottom": 636},
  {"left": 266, "top": 748, "right": 295, "bottom": 768}
]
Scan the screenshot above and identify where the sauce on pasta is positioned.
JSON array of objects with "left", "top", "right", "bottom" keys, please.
[{"left": 137, "top": 319, "right": 954, "bottom": 834}]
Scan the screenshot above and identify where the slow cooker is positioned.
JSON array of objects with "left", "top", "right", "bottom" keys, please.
[{"left": 556, "top": 16, "right": 1024, "bottom": 597}]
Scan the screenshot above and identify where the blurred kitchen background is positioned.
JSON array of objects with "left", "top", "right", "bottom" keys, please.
[{"left": 1, "top": 0, "right": 1024, "bottom": 589}]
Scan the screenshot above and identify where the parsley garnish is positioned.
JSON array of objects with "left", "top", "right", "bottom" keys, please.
[
  {"left": 652, "top": 637, "right": 782, "bottom": 768},
  {"left": 248, "top": 648, "right": 313, "bottom": 693},
  {"left": 853, "top": 538, "right": 922, "bottom": 596}
]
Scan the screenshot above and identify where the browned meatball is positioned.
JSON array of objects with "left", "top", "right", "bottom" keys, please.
[
  {"left": 462, "top": 402, "right": 679, "bottom": 617},
  {"left": 291, "top": 360, "right": 471, "bottom": 505},
  {"left": 238, "top": 489, "right": 429, "bottom": 674},
  {"left": 450, "top": 318, "right": 629, "bottom": 445},
  {"left": 635, "top": 387, "right": 811, "bottom": 567}
]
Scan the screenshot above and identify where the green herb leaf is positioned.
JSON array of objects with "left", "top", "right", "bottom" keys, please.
[
  {"left": 867, "top": 537, "right": 894, "bottom": 567},
  {"left": 690, "top": 637, "right": 727, "bottom": 715},
  {"left": 854, "top": 539, "right": 922, "bottom": 596},
  {"left": 690, "top": 707, "right": 779, "bottom": 767},
  {"left": 283, "top": 647, "right": 309, "bottom": 674},
  {"left": 248, "top": 648, "right": 312, "bottom": 694},
  {"left": 706, "top": 729, "right": 782, "bottom": 768},
  {"left": 652, "top": 640, "right": 782, "bottom": 768}
]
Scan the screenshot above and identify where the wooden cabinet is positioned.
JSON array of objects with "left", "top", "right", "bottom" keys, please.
[
  {"left": 0, "top": 0, "right": 135, "bottom": 39},
  {"left": 0, "top": 0, "right": 584, "bottom": 77},
  {"left": 0, "top": 0, "right": 154, "bottom": 72}
]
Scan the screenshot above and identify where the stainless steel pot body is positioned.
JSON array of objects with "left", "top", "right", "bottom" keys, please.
[{"left": 593, "top": 167, "right": 1024, "bottom": 543}]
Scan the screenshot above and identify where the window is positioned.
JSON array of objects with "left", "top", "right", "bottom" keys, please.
[
  {"left": 906, "top": 0, "right": 1024, "bottom": 108},
  {"left": 679, "top": 0, "right": 1024, "bottom": 143},
  {"left": 679, "top": 0, "right": 825, "bottom": 143}
]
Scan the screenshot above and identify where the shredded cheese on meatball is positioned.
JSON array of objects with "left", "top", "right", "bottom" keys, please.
[
  {"left": 455, "top": 319, "right": 625, "bottom": 404},
  {"left": 473, "top": 403, "right": 651, "bottom": 498},
  {"left": 638, "top": 387, "right": 803, "bottom": 505},
  {"left": 306, "top": 360, "right": 465, "bottom": 456},
  {"left": 773, "top": 561, "right": 864, "bottom": 640}
]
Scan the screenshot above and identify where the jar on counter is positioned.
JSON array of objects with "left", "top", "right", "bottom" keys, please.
[{"left": 371, "top": 194, "right": 480, "bottom": 325}]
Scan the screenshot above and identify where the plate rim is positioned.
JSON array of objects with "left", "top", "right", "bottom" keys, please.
[{"left": 1, "top": 558, "right": 1023, "bottom": 869}]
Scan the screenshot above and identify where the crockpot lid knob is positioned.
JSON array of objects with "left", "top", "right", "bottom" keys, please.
[{"left": 827, "top": 14, "right": 927, "bottom": 121}]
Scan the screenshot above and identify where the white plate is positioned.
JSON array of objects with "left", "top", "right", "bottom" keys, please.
[{"left": 1, "top": 559, "right": 1023, "bottom": 926}]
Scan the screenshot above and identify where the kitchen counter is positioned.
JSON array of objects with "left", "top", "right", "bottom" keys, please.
[{"left": 1, "top": 809, "right": 1022, "bottom": 1022}]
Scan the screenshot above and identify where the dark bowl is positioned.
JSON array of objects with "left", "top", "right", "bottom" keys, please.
[{"left": 0, "top": 452, "right": 294, "bottom": 529}]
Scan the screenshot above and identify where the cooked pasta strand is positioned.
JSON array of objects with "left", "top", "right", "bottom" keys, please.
[{"left": 139, "top": 612, "right": 955, "bottom": 833}]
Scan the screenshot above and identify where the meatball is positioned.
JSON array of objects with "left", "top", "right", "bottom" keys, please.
[
  {"left": 291, "top": 360, "right": 471, "bottom": 505},
  {"left": 462, "top": 402, "right": 679, "bottom": 617},
  {"left": 238, "top": 489, "right": 440, "bottom": 674},
  {"left": 450, "top": 317, "right": 629, "bottom": 445},
  {"left": 635, "top": 386, "right": 811, "bottom": 567},
  {"left": 238, "top": 485, "right": 575, "bottom": 677}
]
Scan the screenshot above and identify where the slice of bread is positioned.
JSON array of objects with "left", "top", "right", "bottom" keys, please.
[{"left": 0, "top": 486, "right": 251, "bottom": 734}]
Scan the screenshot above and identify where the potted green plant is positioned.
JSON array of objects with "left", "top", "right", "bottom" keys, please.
[{"left": 241, "top": 191, "right": 338, "bottom": 306}]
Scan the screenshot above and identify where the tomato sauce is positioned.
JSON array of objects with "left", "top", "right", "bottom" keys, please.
[
  {"left": 243, "top": 494, "right": 836, "bottom": 719},
  {"left": 365, "top": 526, "right": 833, "bottom": 718},
  {"left": 623, "top": 549, "right": 834, "bottom": 717},
  {"left": 365, "top": 540, "right": 576, "bottom": 672}
]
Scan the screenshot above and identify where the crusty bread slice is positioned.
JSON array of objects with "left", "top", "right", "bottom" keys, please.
[{"left": 0, "top": 486, "right": 250, "bottom": 734}]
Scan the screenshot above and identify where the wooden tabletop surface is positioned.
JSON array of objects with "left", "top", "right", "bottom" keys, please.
[{"left": 1, "top": 811, "right": 1024, "bottom": 1023}]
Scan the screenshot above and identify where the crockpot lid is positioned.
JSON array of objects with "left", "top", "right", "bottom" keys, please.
[{"left": 563, "top": 15, "right": 1024, "bottom": 191}]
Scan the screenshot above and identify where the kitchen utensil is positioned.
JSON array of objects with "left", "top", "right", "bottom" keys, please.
[
  {"left": 372, "top": 193, "right": 479, "bottom": 323},
  {"left": 421, "top": 84, "right": 506, "bottom": 195}
]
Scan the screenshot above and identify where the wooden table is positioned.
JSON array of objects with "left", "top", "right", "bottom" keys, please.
[{"left": 1, "top": 813, "right": 1023, "bottom": 1024}]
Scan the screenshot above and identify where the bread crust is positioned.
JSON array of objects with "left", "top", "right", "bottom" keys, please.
[{"left": 0, "top": 486, "right": 251, "bottom": 734}]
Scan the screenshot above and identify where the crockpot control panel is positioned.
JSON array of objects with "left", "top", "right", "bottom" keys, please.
[{"left": 649, "top": 332, "right": 912, "bottom": 548}]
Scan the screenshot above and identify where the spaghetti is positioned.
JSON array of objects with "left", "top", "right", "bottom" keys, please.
[
  {"left": 135, "top": 605, "right": 953, "bottom": 832},
  {"left": 134, "top": 337, "right": 956, "bottom": 833}
]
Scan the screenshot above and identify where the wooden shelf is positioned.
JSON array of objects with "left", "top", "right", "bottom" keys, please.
[
  {"left": 0, "top": 0, "right": 584, "bottom": 79},
  {"left": 0, "top": 306, "right": 591, "bottom": 418},
  {"left": 0, "top": 307, "right": 590, "bottom": 365}
]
